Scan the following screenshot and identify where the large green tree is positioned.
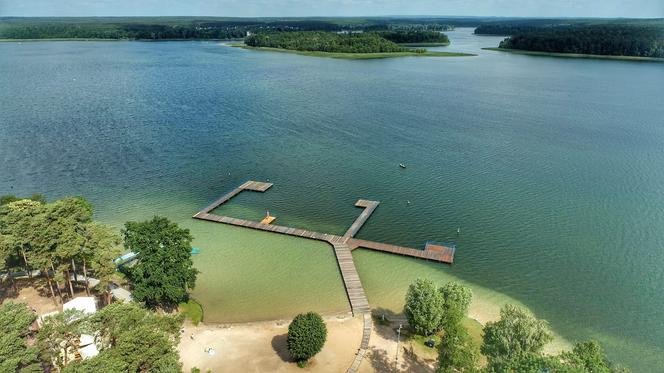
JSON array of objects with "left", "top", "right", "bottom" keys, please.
[
  {"left": 437, "top": 322, "right": 478, "bottom": 373},
  {"left": 123, "top": 216, "right": 198, "bottom": 309},
  {"left": 439, "top": 282, "right": 472, "bottom": 330},
  {"left": 0, "top": 302, "right": 41, "bottom": 372},
  {"left": 404, "top": 278, "right": 445, "bottom": 336},
  {"left": 561, "top": 340, "right": 629, "bottom": 373},
  {"left": 84, "top": 223, "right": 122, "bottom": 304},
  {"left": 44, "top": 197, "right": 93, "bottom": 299},
  {"left": 287, "top": 312, "right": 327, "bottom": 366},
  {"left": 481, "top": 304, "right": 553, "bottom": 367}
]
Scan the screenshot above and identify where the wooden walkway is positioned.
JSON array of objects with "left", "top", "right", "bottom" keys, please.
[
  {"left": 194, "top": 181, "right": 455, "bottom": 373},
  {"left": 196, "top": 180, "right": 273, "bottom": 215},
  {"left": 344, "top": 199, "right": 379, "bottom": 238},
  {"left": 347, "top": 313, "right": 373, "bottom": 373}
]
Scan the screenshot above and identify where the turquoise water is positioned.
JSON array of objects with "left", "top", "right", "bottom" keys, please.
[{"left": 1, "top": 29, "right": 663, "bottom": 371}]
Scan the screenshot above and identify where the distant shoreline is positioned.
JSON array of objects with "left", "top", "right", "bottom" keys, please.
[
  {"left": 0, "top": 38, "right": 238, "bottom": 42},
  {"left": 230, "top": 43, "right": 475, "bottom": 59},
  {"left": 484, "top": 47, "right": 664, "bottom": 63},
  {"left": 398, "top": 42, "right": 451, "bottom": 47}
]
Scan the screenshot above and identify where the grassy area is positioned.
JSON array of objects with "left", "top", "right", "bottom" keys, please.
[
  {"left": 484, "top": 47, "right": 664, "bottom": 63},
  {"left": 231, "top": 44, "right": 475, "bottom": 59},
  {"left": 406, "top": 317, "right": 485, "bottom": 365},
  {"left": 179, "top": 299, "right": 204, "bottom": 325}
]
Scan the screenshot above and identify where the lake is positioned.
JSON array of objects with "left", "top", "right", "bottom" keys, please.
[{"left": 1, "top": 28, "right": 663, "bottom": 371}]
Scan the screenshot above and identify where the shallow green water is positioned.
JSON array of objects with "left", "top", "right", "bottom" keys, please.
[{"left": 2, "top": 29, "right": 663, "bottom": 371}]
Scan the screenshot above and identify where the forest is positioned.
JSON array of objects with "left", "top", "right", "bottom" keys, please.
[
  {"left": 244, "top": 31, "right": 411, "bottom": 53},
  {"left": 498, "top": 25, "right": 664, "bottom": 58},
  {"left": 0, "top": 17, "right": 459, "bottom": 40},
  {"left": 377, "top": 30, "right": 449, "bottom": 44},
  {"left": 474, "top": 18, "right": 664, "bottom": 35}
]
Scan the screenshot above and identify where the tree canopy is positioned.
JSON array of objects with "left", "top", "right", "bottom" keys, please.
[
  {"left": 287, "top": 312, "right": 327, "bottom": 366},
  {"left": 56, "top": 302, "right": 183, "bottom": 372},
  {"left": 437, "top": 321, "right": 479, "bottom": 373},
  {"left": 0, "top": 196, "right": 123, "bottom": 305},
  {"left": 124, "top": 216, "right": 198, "bottom": 309},
  {"left": 378, "top": 30, "right": 449, "bottom": 44},
  {"left": 245, "top": 31, "right": 410, "bottom": 53},
  {"left": 0, "top": 302, "right": 40, "bottom": 372},
  {"left": 404, "top": 278, "right": 445, "bottom": 336},
  {"left": 497, "top": 25, "right": 664, "bottom": 58},
  {"left": 439, "top": 282, "right": 472, "bottom": 330},
  {"left": 481, "top": 304, "right": 553, "bottom": 368}
]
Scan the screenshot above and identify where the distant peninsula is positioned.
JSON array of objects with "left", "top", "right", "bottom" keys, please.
[
  {"left": 239, "top": 31, "right": 473, "bottom": 59},
  {"left": 475, "top": 21, "right": 664, "bottom": 60}
]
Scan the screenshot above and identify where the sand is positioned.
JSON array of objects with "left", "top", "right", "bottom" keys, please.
[{"left": 178, "top": 314, "right": 363, "bottom": 372}]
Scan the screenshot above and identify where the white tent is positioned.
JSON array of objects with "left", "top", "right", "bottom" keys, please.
[
  {"left": 78, "top": 343, "right": 99, "bottom": 360},
  {"left": 63, "top": 297, "right": 97, "bottom": 315},
  {"left": 79, "top": 334, "right": 95, "bottom": 346}
]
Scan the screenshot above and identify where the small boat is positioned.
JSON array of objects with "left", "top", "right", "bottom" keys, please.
[{"left": 399, "top": 163, "right": 406, "bottom": 169}]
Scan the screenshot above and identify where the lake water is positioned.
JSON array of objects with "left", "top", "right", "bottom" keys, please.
[{"left": 1, "top": 28, "right": 663, "bottom": 371}]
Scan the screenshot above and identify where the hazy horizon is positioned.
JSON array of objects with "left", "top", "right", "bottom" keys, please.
[{"left": 1, "top": 0, "right": 662, "bottom": 18}]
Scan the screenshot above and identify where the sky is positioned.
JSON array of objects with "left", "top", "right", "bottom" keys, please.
[{"left": 0, "top": 0, "right": 662, "bottom": 18}]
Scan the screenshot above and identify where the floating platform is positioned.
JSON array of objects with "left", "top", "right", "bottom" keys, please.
[
  {"left": 424, "top": 241, "right": 456, "bottom": 264},
  {"left": 260, "top": 215, "right": 277, "bottom": 224}
]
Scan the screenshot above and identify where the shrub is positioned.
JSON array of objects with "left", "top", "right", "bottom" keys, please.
[{"left": 287, "top": 312, "right": 327, "bottom": 366}]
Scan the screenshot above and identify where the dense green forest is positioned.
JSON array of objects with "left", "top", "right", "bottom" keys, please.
[
  {"left": 474, "top": 18, "right": 664, "bottom": 35},
  {"left": 377, "top": 30, "right": 449, "bottom": 44},
  {"left": 498, "top": 25, "right": 664, "bottom": 58},
  {"left": 0, "top": 17, "right": 458, "bottom": 40},
  {"left": 244, "top": 31, "right": 410, "bottom": 53}
]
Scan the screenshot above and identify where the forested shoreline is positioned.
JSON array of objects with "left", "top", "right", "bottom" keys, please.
[
  {"left": 498, "top": 25, "right": 664, "bottom": 58},
  {"left": 0, "top": 17, "right": 457, "bottom": 40},
  {"left": 245, "top": 31, "right": 413, "bottom": 53},
  {"left": 377, "top": 30, "right": 449, "bottom": 44}
]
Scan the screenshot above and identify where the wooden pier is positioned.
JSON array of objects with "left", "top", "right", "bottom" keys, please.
[
  {"left": 195, "top": 180, "right": 273, "bottom": 216},
  {"left": 194, "top": 180, "right": 455, "bottom": 372},
  {"left": 344, "top": 199, "right": 379, "bottom": 238}
]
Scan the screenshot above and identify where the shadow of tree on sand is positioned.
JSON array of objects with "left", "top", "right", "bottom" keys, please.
[
  {"left": 400, "top": 344, "right": 436, "bottom": 373},
  {"left": 367, "top": 347, "right": 394, "bottom": 372},
  {"left": 271, "top": 333, "right": 293, "bottom": 363}
]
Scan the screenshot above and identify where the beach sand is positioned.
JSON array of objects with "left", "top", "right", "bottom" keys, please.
[{"left": 178, "top": 314, "right": 363, "bottom": 372}]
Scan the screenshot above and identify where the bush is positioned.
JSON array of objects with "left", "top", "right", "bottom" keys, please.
[{"left": 287, "top": 312, "right": 327, "bottom": 365}]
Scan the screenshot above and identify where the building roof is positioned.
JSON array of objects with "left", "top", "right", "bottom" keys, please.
[{"left": 63, "top": 297, "right": 97, "bottom": 314}]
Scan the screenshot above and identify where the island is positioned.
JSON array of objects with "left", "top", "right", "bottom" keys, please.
[
  {"left": 377, "top": 30, "right": 450, "bottom": 46},
  {"left": 476, "top": 21, "right": 664, "bottom": 61},
  {"left": 239, "top": 31, "right": 473, "bottom": 59}
]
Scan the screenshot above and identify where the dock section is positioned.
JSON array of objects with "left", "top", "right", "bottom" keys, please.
[
  {"left": 195, "top": 180, "right": 273, "bottom": 216},
  {"left": 344, "top": 199, "right": 380, "bottom": 238},
  {"left": 194, "top": 180, "right": 455, "bottom": 373}
]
